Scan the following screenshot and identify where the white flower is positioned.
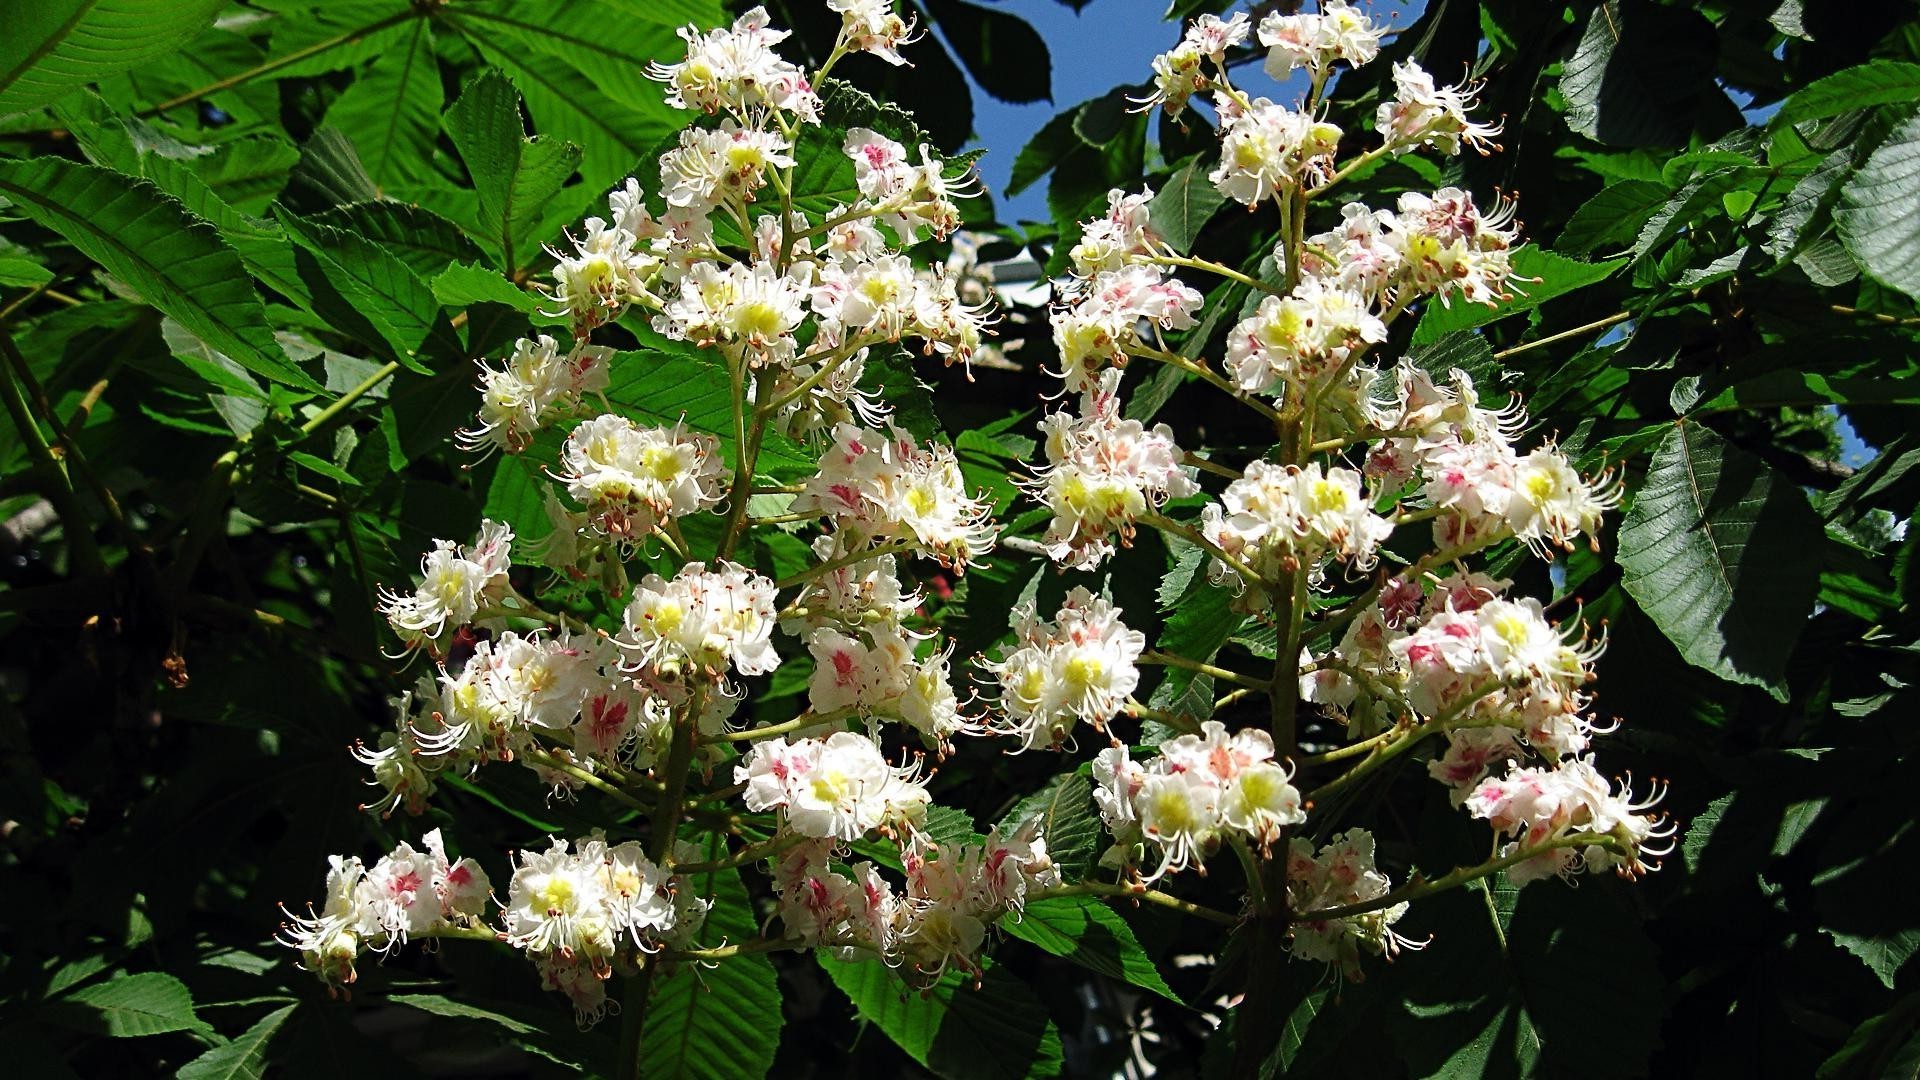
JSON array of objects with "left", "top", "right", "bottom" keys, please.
[
  {"left": 1377, "top": 60, "right": 1502, "bottom": 156},
  {"left": 1224, "top": 277, "right": 1387, "bottom": 394},
  {"left": 545, "top": 217, "right": 658, "bottom": 334},
  {"left": 1386, "top": 187, "right": 1521, "bottom": 306},
  {"left": 460, "top": 336, "right": 612, "bottom": 453},
  {"left": 981, "top": 587, "right": 1145, "bottom": 750},
  {"left": 1210, "top": 96, "right": 1341, "bottom": 206},
  {"left": 1050, "top": 265, "right": 1202, "bottom": 391},
  {"left": 830, "top": 0, "right": 921, "bottom": 66},
  {"left": 556, "top": 415, "right": 726, "bottom": 541},
  {"left": 1258, "top": 0, "right": 1387, "bottom": 80},
  {"left": 659, "top": 121, "right": 795, "bottom": 212},
  {"left": 735, "top": 732, "right": 928, "bottom": 841},
  {"left": 504, "top": 837, "right": 616, "bottom": 962},
  {"left": 377, "top": 520, "right": 513, "bottom": 652},
  {"left": 1285, "top": 829, "right": 1419, "bottom": 977},
  {"left": 1504, "top": 447, "right": 1616, "bottom": 552},
  {"left": 1027, "top": 370, "right": 1197, "bottom": 569},
  {"left": 1133, "top": 14, "right": 1249, "bottom": 119},
  {"left": 648, "top": 6, "right": 820, "bottom": 121},
  {"left": 794, "top": 424, "right": 999, "bottom": 570},
  {"left": 1069, "top": 187, "right": 1157, "bottom": 275},
  {"left": 656, "top": 258, "right": 809, "bottom": 366},
  {"left": 616, "top": 561, "right": 782, "bottom": 680},
  {"left": 1202, "top": 461, "right": 1393, "bottom": 591}
]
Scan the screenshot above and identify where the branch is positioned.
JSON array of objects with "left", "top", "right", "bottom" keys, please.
[
  {"left": 1141, "top": 649, "right": 1271, "bottom": 692},
  {"left": 1291, "top": 831, "right": 1626, "bottom": 923},
  {"left": 1031, "top": 882, "right": 1239, "bottom": 926}
]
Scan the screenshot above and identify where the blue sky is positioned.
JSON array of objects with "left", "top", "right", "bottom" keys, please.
[{"left": 955, "top": 0, "right": 1428, "bottom": 222}]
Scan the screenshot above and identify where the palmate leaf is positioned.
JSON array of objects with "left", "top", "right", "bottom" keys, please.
[
  {"left": 321, "top": 18, "right": 444, "bottom": 191},
  {"left": 1836, "top": 108, "right": 1920, "bottom": 302},
  {"left": 445, "top": 69, "right": 584, "bottom": 273},
  {"left": 0, "top": 156, "right": 318, "bottom": 390},
  {"left": 439, "top": 1, "right": 708, "bottom": 192},
  {"left": 277, "top": 209, "right": 459, "bottom": 374},
  {"left": 1617, "top": 421, "right": 1822, "bottom": 698},
  {"left": 0, "top": 0, "right": 226, "bottom": 115},
  {"left": 640, "top": 863, "right": 783, "bottom": 1080},
  {"left": 997, "top": 771, "right": 1100, "bottom": 881},
  {"left": 1773, "top": 61, "right": 1920, "bottom": 129},
  {"left": 820, "top": 954, "right": 1063, "bottom": 1080}
]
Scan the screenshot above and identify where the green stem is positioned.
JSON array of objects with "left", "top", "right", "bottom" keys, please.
[
  {"left": 701, "top": 708, "right": 852, "bottom": 745},
  {"left": 521, "top": 746, "right": 651, "bottom": 815},
  {"left": 1123, "top": 344, "right": 1284, "bottom": 426},
  {"left": 1147, "top": 253, "right": 1286, "bottom": 296},
  {"left": 1030, "top": 882, "right": 1239, "bottom": 926},
  {"left": 1141, "top": 649, "right": 1270, "bottom": 692},
  {"left": 1292, "top": 832, "right": 1627, "bottom": 923},
  {"left": 0, "top": 334, "right": 104, "bottom": 575},
  {"left": 672, "top": 832, "right": 809, "bottom": 876},
  {"left": 1492, "top": 311, "right": 1632, "bottom": 361},
  {"left": 776, "top": 540, "right": 915, "bottom": 591},
  {"left": 1136, "top": 512, "right": 1264, "bottom": 590}
]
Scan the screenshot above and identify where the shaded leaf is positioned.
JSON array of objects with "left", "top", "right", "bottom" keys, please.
[
  {"left": 0, "top": 157, "right": 315, "bottom": 389},
  {"left": 1617, "top": 422, "right": 1822, "bottom": 698}
]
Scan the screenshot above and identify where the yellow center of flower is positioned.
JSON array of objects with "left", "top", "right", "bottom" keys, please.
[
  {"left": 536, "top": 875, "right": 576, "bottom": 915},
  {"left": 650, "top": 599, "right": 684, "bottom": 636},
  {"left": 812, "top": 768, "right": 853, "bottom": 805},
  {"left": 1522, "top": 469, "right": 1559, "bottom": 505},
  {"left": 734, "top": 301, "right": 787, "bottom": 340},
  {"left": 905, "top": 485, "right": 938, "bottom": 517},
  {"left": 640, "top": 445, "right": 684, "bottom": 484},
  {"left": 1150, "top": 786, "right": 1200, "bottom": 833}
]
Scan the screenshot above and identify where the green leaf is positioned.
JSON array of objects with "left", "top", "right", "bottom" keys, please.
[
  {"left": 1386, "top": 883, "right": 1661, "bottom": 1078},
  {"left": 1409, "top": 248, "right": 1624, "bottom": 345},
  {"left": 481, "top": 447, "right": 557, "bottom": 545},
  {"left": 1148, "top": 159, "right": 1226, "bottom": 255},
  {"left": 0, "top": 0, "right": 226, "bottom": 115},
  {"left": 604, "top": 341, "right": 815, "bottom": 479},
  {"left": 441, "top": 3, "right": 690, "bottom": 191},
  {"left": 1617, "top": 422, "right": 1822, "bottom": 698},
  {"left": 176, "top": 1003, "right": 297, "bottom": 1080},
  {"left": 1836, "top": 108, "right": 1920, "bottom": 302},
  {"left": 1557, "top": 179, "right": 1669, "bottom": 255},
  {"left": 0, "top": 157, "right": 317, "bottom": 390},
  {"left": 640, "top": 863, "right": 783, "bottom": 1080},
  {"left": 263, "top": 3, "right": 422, "bottom": 80},
  {"left": 1774, "top": 61, "right": 1920, "bottom": 128},
  {"left": 820, "top": 955, "right": 1063, "bottom": 1080},
  {"left": 310, "top": 202, "right": 487, "bottom": 281},
  {"left": 321, "top": 19, "right": 444, "bottom": 190},
  {"left": 1148, "top": 564, "right": 1239, "bottom": 719},
  {"left": 445, "top": 69, "right": 584, "bottom": 273},
  {"left": 996, "top": 771, "right": 1100, "bottom": 882},
  {"left": 43, "top": 972, "right": 202, "bottom": 1038},
  {"left": 1560, "top": 0, "right": 1721, "bottom": 148},
  {"left": 922, "top": 0, "right": 1052, "bottom": 106},
  {"left": 0, "top": 254, "right": 53, "bottom": 287},
  {"left": 1002, "top": 896, "right": 1181, "bottom": 1003},
  {"left": 391, "top": 992, "right": 611, "bottom": 1072},
  {"left": 433, "top": 261, "right": 543, "bottom": 313},
  {"left": 277, "top": 208, "right": 456, "bottom": 373},
  {"left": 1826, "top": 927, "right": 1920, "bottom": 989}
]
